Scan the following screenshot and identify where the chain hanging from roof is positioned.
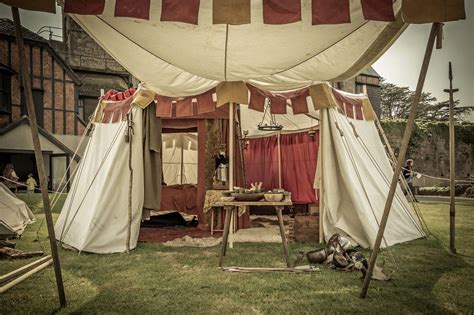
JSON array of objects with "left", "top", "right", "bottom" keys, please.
[{"left": 257, "top": 99, "right": 283, "bottom": 131}]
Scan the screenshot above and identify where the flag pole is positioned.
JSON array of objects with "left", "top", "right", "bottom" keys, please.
[
  {"left": 360, "top": 22, "right": 440, "bottom": 299},
  {"left": 11, "top": 7, "right": 66, "bottom": 307}
]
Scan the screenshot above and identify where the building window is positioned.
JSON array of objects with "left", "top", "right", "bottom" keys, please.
[
  {"left": 21, "top": 88, "right": 44, "bottom": 127},
  {"left": 0, "top": 70, "right": 12, "bottom": 114},
  {"left": 77, "top": 96, "right": 98, "bottom": 122}
]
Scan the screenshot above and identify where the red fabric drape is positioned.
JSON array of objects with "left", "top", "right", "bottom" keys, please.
[
  {"left": 245, "top": 135, "right": 279, "bottom": 191},
  {"left": 280, "top": 132, "right": 319, "bottom": 204},
  {"left": 245, "top": 131, "right": 319, "bottom": 204}
]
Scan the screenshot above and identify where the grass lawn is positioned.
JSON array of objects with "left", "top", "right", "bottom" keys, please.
[{"left": 1, "top": 194, "right": 473, "bottom": 314}]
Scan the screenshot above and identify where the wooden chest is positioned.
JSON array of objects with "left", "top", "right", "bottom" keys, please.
[{"left": 294, "top": 214, "right": 319, "bottom": 243}]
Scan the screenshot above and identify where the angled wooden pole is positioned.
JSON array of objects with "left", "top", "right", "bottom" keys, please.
[
  {"left": 443, "top": 61, "right": 458, "bottom": 254},
  {"left": 360, "top": 23, "right": 440, "bottom": 299},
  {"left": 11, "top": 7, "right": 66, "bottom": 307}
]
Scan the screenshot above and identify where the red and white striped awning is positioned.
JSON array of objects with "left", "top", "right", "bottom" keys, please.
[{"left": 55, "top": 0, "right": 465, "bottom": 98}]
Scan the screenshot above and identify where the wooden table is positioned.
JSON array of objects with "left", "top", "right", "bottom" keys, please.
[{"left": 214, "top": 200, "right": 293, "bottom": 268}]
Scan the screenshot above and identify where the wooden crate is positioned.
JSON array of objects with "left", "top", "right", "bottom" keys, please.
[{"left": 294, "top": 215, "right": 319, "bottom": 243}]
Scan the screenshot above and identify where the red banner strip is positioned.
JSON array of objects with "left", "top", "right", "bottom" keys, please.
[
  {"left": 196, "top": 92, "right": 215, "bottom": 114},
  {"left": 115, "top": 0, "right": 151, "bottom": 19},
  {"left": 161, "top": 0, "right": 200, "bottom": 24},
  {"left": 156, "top": 96, "right": 173, "bottom": 117},
  {"left": 354, "top": 103, "right": 364, "bottom": 120},
  {"left": 64, "top": 0, "right": 105, "bottom": 15},
  {"left": 175, "top": 98, "right": 194, "bottom": 117},
  {"left": 270, "top": 97, "right": 287, "bottom": 114},
  {"left": 361, "top": 0, "right": 395, "bottom": 22},
  {"left": 291, "top": 92, "right": 309, "bottom": 114},
  {"left": 248, "top": 88, "right": 266, "bottom": 112},
  {"left": 263, "top": 0, "right": 301, "bottom": 24},
  {"left": 312, "top": 0, "right": 350, "bottom": 25},
  {"left": 344, "top": 103, "right": 354, "bottom": 119}
]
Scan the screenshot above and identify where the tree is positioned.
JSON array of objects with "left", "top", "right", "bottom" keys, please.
[{"left": 380, "top": 79, "right": 471, "bottom": 121}]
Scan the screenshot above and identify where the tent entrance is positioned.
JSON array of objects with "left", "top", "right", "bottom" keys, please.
[{"left": 162, "top": 132, "right": 198, "bottom": 186}]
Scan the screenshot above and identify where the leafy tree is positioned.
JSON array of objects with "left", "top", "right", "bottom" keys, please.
[{"left": 380, "top": 79, "right": 471, "bottom": 121}]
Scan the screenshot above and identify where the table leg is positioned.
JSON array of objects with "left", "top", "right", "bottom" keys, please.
[
  {"left": 276, "top": 206, "right": 291, "bottom": 268},
  {"left": 210, "top": 209, "right": 214, "bottom": 235},
  {"left": 219, "top": 206, "right": 233, "bottom": 267}
]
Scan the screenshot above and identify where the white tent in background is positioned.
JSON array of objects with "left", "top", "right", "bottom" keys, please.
[
  {"left": 0, "top": 183, "right": 35, "bottom": 235},
  {"left": 162, "top": 133, "right": 198, "bottom": 185}
]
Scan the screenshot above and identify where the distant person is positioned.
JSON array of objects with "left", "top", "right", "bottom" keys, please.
[
  {"left": 3, "top": 163, "right": 19, "bottom": 193},
  {"left": 403, "top": 159, "right": 418, "bottom": 202},
  {"left": 26, "top": 173, "right": 37, "bottom": 193}
]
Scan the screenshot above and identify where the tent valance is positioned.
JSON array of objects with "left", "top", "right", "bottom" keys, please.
[
  {"left": 98, "top": 82, "right": 376, "bottom": 123},
  {"left": 63, "top": 0, "right": 465, "bottom": 25}
]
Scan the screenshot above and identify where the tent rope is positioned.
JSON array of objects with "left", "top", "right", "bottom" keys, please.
[
  {"left": 331, "top": 111, "right": 399, "bottom": 270},
  {"left": 344, "top": 120, "right": 427, "bottom": 237},
  {"left": 346, "top": 118, "right": 429, "bottom": 236}
]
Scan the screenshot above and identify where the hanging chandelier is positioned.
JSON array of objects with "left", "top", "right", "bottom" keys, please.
[{"left": 257, "top": 99, "right": 283, "bottom": 131}]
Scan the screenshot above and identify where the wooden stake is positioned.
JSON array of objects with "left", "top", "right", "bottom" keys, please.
[
  {"left": 444, "top": 61, "right": 458, "bottom": 254},
  {"left": 360, "top": 23, "right": 440, "bottom": 299},
  {"left": 11, "top": 7, "right": 66, "bottom": 307}
]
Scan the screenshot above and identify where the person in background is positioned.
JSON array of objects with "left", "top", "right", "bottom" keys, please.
[
  {"left": 403, "top": 159, "right": 418, "bottom": 202},
  {"left": 26, "top": 173, "right": 37, "bottom": 193},
  {"left": 3, "top": 163, "right": 19, "bottom": 193}
]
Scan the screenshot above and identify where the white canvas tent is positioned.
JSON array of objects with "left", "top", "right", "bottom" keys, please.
[
  {"left": 54, "top": 106, "right": 145, "bottom": 253},
  {"left": 0, "top": 182, "right": 35, "bottom": 235}
]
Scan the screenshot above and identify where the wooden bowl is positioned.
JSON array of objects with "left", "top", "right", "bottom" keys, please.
[
  {"left": 263, "top": 193, "right": 284, "bottom": 202},
  {"left": 231, "top": 193, "right": 264, "bottom": 201}
]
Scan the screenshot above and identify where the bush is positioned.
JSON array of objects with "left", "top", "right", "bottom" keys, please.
[
  {"left": 418, "top": 185, "right": 472, "bottom": 197},
  {"left": 464, "top": 187, "right": 474, "bottom": 198}
]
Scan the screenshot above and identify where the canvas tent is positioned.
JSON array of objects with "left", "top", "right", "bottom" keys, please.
[
  {"left": 0, "top": 182, "right": 35, "bottom": 236},
  {"left": 50, "top": 0, "right": 465, "bottom": 254}
]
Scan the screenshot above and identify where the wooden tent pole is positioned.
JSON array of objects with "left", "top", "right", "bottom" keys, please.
[
  {"left": 360, "top": 23, "right": 440, "bottom": 299},
  {"left": 444, "top": 61, "right": 458, "bottom": 254},
  {"left": 11, "top": 7, "right": 66, "bottom": 307},
  {"left": 228, "top": 102, "right": 234, "bottom": 248},
  {"left": 318, "top": 109, "right": 324, "bottom": 243},
  {"left": 277, "top": 131, "right": 282, "bottom": 189}
]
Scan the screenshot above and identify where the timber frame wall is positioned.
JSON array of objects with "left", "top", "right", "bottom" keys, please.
[{"left": 0, "top": 34, "right": 85, "bottom": 136}]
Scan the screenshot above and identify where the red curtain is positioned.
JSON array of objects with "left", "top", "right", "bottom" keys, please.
[
  {"left": 280, "top": 131, "right": 319, "bottom": 204},
  {"left": 244, "top": 135, "right": 279, "bottom": 192},
  {"left": 244, "top": 131, "right": 319, "bottom": 204}
]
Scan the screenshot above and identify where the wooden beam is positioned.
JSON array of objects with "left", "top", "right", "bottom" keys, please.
[
  {"left": 360, "top": 23, "right": 440, "bottom": 299},
  {"left": 11, "top": 7, "right": 66, "bottom": 307},
  {"left": 0, "top": 255, "right": 52, "bottom": 285},
  {"left": 0, "top": 259, "right": 53, "bottom": 294}
]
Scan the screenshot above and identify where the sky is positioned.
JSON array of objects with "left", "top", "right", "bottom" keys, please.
[{"left": 0, "top": 3, "right": 473, "bottom": 119}]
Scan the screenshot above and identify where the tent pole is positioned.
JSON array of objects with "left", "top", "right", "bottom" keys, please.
[
  {"left": 11, "top": 7, "right": 66, "bottom": 307},
  {"left": 319, "top": 110, "right": 324, "bottom": 243},
  {"left": 180, "top": 134, "right": 184, "bottom": 184},
  {"left": 228, "top": 102, "right": 234, "bottom": 248},
  {"left": 444, "top": 61, "right": 458, "bottom": 254},
  {"left": 360, "top": 22, "right": 440, "bottom": 299},
  {"left": 229, "top": 102, "right": 234, "bottom": 190},
  {"left": 277, "top": 131, "right": 282, "bottom": 189}
]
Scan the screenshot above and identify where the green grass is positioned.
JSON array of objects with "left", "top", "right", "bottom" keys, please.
[{"left": 1, "top": 194, "right": 473, "bottom": 314}]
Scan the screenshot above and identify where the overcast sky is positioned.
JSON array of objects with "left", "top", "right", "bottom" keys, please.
[{"left": 0, "top": 3, "right": 472, "bottom": 119}]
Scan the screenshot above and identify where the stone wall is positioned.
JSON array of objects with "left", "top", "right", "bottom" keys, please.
[{"left": 380, "top": 120, "right": 474, "bottom": 186}]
